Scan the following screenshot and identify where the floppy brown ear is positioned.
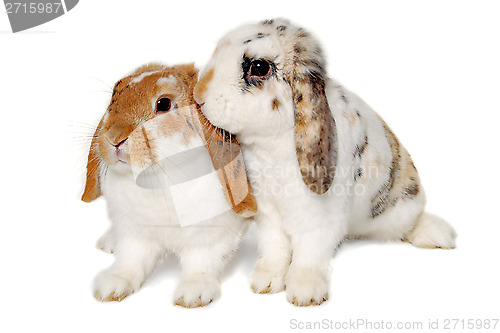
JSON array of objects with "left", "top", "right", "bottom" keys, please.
[
  {"left": 81, "top": 120, "right": 103, "bottom": 202},
  {"left": 285, "top": 51, "right": 337, "bottom": 195},
  {"left": 194, "top": 109, "right": 257, "bottom": 217}
]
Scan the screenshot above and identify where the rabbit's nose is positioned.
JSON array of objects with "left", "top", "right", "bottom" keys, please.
[{"left": 113, "top": 139, "right": 127, "bottom": 148}]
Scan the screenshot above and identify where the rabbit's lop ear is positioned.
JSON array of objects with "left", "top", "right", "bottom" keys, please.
[
  {"left": 283, "top": 31, "right": 337, "bottom": 195},
  {"left": 82, "top": 121, "right": 103, "bottom": 202},
  {"left": 195, "top": 111, "right": 258, "bottom": 217}
]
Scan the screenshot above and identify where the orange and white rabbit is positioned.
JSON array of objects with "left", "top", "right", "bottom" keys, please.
[{"left": 82, "top": 63, "right": 254, "bottom": 307}]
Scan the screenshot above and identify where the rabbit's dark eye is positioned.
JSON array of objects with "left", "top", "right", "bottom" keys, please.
[
  {"left": 242, "top": 57, "right": 274, "bottom": 87},
  {"left": 250, "top": 59, "right": 271, "bottom": 78},
  {"left": 155, "top": 97, "right": 171, "bottom": 114}
]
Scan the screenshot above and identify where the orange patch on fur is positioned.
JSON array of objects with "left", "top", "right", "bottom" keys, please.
[
  {"left": 271, "top": 97, "right": 281, "bottom": 110},
  {"left": 194, "top": 68, "right": 214, "bottom": 102}
]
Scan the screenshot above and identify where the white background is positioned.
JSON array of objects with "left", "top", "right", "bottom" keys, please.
[{"left": 1, "top": 0, "right": 499, "bottom": 332}]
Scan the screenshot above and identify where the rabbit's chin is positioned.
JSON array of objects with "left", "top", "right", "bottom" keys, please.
[
  {"left": 113, "top": 160, "right": 130, "bottom": 168},
  {"left": 105, "top": 160, "right": 132, "bottom": 175}
]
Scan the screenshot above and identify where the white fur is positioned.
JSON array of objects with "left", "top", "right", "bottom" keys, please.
[
  {"left": 129, "top": 70, "right": 162, "bottom": 84},
  {"left": 157, "top": 75, "right": 177, "bottom": 85},
  {"left": 196, "top": 19, "right": 456, "bottom": 306}
]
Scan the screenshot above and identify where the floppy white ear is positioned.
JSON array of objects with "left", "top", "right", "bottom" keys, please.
[{"left": 284, "top": 35, "right": 337, "bottom": 195}]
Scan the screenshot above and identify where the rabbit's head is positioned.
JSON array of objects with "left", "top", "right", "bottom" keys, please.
[
  {"left": 195, "top": 19, "right": 337, "bottom": 195},
  {"left": 81, "top": 63, "right": 257, "bottom": 218},
  {"left": 82, "top": 63, "right": 198, "bottom": 202}
]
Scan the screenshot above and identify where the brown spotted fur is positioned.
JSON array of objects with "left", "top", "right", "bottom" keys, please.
[{"left": 370, "top": 120, "right": 420, "bottom": 217}]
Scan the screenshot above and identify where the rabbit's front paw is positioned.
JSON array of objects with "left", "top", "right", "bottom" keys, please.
[
  {"left": 286, "top": 266, "right": 328, "bottom": 306},
  {"left": 93, "top": 268, "right": 141, "bottom": 302},
  {"left": 174, "top": 275, "right": 220, "bottom": 308},
  {"left": 251, "top": 261, "right": 287, "bottom": 294},
  {"left": 96, "top": 230, "right": 115, "bottom": 254}
]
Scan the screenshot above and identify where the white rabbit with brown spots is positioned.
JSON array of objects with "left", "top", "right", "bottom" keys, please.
[
  {"left": 195, "top": 18, "right": 456, "bottom": 306},
  {"left": 82, "top": 63, "right": 256, "bottom": 307}
]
